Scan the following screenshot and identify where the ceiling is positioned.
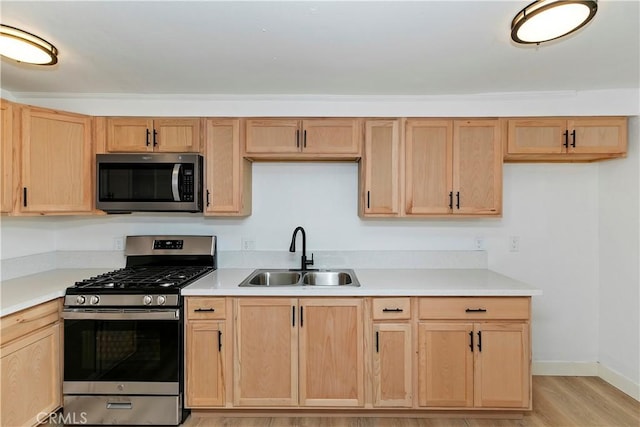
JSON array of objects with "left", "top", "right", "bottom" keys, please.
[{"left": 1, "top": 1, "right": 638, "bottom": 97}]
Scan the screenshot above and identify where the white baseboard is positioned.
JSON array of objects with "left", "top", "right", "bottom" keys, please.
[
  {"left": 598, "top": 363, "right": 640, "bottom": 401},
  {"left": 532, "top": 361, "right": 598, "bottom": 376},
  {"left": 532, "top": 361, "right": 639, "bottom": 401}
]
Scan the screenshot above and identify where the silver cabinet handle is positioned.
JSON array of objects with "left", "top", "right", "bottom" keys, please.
[{"left": 107, "top": 402, "right": 132, "bottom": 410}]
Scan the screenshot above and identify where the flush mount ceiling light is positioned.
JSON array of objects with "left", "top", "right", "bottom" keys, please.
[
  {"left": 511, "top": 0, "right": 598, "bottom": 44},
  {"left": 0, "top": 24, "right": 58, "bottom": 65}
]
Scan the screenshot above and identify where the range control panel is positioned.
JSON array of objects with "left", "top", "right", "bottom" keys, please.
[{"left": 153, "top": 240, "right": 184, "bottom": 250}]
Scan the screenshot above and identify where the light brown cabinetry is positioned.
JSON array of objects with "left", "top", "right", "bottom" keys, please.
[
  {"left": 417, "top": 297, "right": 530, "bottom": 409},
  {"left": 185, "top": 297, "right": 228, "bottom": 408},
  {"left": 20, "top": 107, "right": 93, "bottom": 214},
  {"left": 0, "top": 299, "right": 62, "bottom": 427},
  {"left": 233, "top": 298, "right": 298, "bottom": 406},
  {"left": 360, "top": 120, "right": 401, "bottom": 216},
  {"left": 1, "top": 100, "right": 16, "bottom": 213},
  {"left": 299, "top": 298, "right": 364, "bottom": 407},
  {"left": 204, "top": 119, "right": 251, "bottom": 216},
  {"left": 505, "top": 117, "right": 627, "bottom": 162},
  {"left": 232, "top": 297, "right": 364, "bottom": 407},
  {"left": 245, "top": 118, "right": 362, "bottom": 159},
  {"left": 106, "top": 117, "right": 201, "bottom": 152},
  {"left": 371, "top": 297, "right": 412, "bottom": 407},
  {"left": 405, "top": 119, "right": 502, "bottom": 216}
]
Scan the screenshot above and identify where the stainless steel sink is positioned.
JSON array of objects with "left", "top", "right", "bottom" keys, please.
[
  {"left": 238, "top": 269, "right": 360, "bottom": 287},
  {"left": 248, "top": 271, "right": 301, "bottom": 286},
  {"left": 302, "top": 271, "right": 354, "bottom": 286}
]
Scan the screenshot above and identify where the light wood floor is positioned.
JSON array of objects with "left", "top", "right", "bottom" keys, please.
[{"left": 183, "top": 377, "right": 640, "bottom": 427}]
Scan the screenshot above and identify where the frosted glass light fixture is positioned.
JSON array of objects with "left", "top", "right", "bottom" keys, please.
[
  {"left": 0, "top": 24, "right": 58, "bottom": 65},
  {"left": 511, "top": 0, "right": 598, "bottom": 44}
]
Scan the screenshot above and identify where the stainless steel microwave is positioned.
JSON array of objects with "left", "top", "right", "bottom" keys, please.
[{"left": 96, "top": 153, "right": 203, "bottom": 213}]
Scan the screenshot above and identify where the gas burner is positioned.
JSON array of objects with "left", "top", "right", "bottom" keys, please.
[{"left": 72, "top": 265, "right": 214, "bottom": 292}]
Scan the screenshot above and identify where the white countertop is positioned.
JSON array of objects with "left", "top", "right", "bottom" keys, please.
[
  {"left": 0, "top": 267, "right": 541, "bottom": 317},
  {"left": 0, "top": 269, "right": 111, "bottom": 316},
  {"left": 182, "top": 268, "right": 542, "bottom": 297}
]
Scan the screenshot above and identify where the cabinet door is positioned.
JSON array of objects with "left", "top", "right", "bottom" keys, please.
[
  {"left": 361, "top": 120, "right": 400, "bottom": 216},
  {"left": 569, "top": 117, "right": 627, "bottom": 154},
  {"left": 205, "top": 119, "right": 251, "bottom": 216},
  {"left": 1, "top": 100, "right": 14, "bottom": 213},
  {"left": 21, "top": 108, "right": 93, "bottom": 213},
  {"left": 301, "top": 119, "right": 361, "bottom": 155},
  {"left": 299, "top": 298, "right": 364, "bottom": 407},
  {"left": 154, "top": 118, "right": 201, "bottom": 153},
  {"left": 453, "top": 119, "right": 502, "bottom": 215},
  {"left": 186, "top": 321, "right": 225, "bottom": 407},
  {"left": 507, "top": 118, "right": 567, "bottom": 154},
  {"left": 474, "top": 322, "right": 529, "bottom": 408},
  {"left": 245, "top": 119, "right": 300, "bottom": 154},
  {"left": 106, "top": 117, "right": 154, "bottom": 152},
  {"left": 418, "top": 322, "right": 473, "bottom": 408},
  {"left": 1, "top": 323, "right": 61, "bottom": 427},
  {"left": 405, "top": 119, "right": 452, "bottom": 215},
  {"left": 373, "top": 323, "right": 412, "bottom": 407},
  {"left": 234, "top": 298, "right": 298, "bottom": 406}
]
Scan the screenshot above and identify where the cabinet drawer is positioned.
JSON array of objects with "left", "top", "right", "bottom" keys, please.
[
  {"left": 372, "top": 298, "right": 411, "bottom": 320},
  {"left": 418, "top": 297, "right": 529, "bottom": 320},
  {"left": 1, "top": 299, "right": 61, "bottom": 346},
  {"left": 186, "top": 298, "right": 226, "bottom": 320}
]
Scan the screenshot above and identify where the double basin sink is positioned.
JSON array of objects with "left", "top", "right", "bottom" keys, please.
[{"left": 238, "top": 269, "right": 360, "bottom": 287}]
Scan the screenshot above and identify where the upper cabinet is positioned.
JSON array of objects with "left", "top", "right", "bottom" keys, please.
[
  {"left": 245, "top": 118, "right": 362, "bottom": 159},
  {"left": 1, "top": 100, "right": 16, "bottom": 213},
  {"left": 505, "top": 117, "right": 627, "bottom": 162},
  {"left": 404, "top": 119, "right": 502, "bottom": 217},
  {"left": 204, "top": 118, "right": 252, "bottom": 216},
  {"left": 20, "top": 107, "right": 94, "bottom": 214},
  {"left": 105, "top": 117, "right": 202, "bottom": 153},
  {"left": 360, "top": 120, "right": 401, "bottom": 217}
]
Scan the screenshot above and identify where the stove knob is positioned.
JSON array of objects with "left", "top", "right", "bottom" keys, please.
[
  {"left": 143, "top": 295, "right": 153, "bottom": 306},
  {"left": 76, "top": 295, "right": 86, "bottom": 305},
  {"left": 157, "top": 295, "right": 166, "bottom": 305},
  {"left": 90, "top": 295, "right": 100, "bottom": 305}
]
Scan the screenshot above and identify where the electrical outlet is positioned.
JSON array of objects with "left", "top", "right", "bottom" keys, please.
[
  {"left": 113, "top": 237, "right": 124, "bottom": 251},
  {"left": 509, "top": 236, "right": 520, "bottom": 252},
  {"left": 475, "top": 237, "right": 485, "bottom": 250},
  {"left": 241, "top": 237, "right": 256, "bottom": 251}
]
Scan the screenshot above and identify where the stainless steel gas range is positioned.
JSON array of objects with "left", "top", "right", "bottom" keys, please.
[{"left": 62, "top": 235, "right": 216, "bottom": 425}]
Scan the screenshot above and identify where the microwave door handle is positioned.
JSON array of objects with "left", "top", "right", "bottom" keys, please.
[{"left": 171, "top": 164, "right": 181, "bottom": 202}]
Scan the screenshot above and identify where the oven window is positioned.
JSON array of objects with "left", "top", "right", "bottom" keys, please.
[
  {"left": 64, "top": 319, "right": 180, "bottom": 382},
  {"left": 98, "top": 163, "right": 175, "bottom": 202}
]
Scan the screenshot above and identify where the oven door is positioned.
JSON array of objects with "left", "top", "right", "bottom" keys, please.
[{"left": 62, "top": 309, "right": 181, "bottom": 395}]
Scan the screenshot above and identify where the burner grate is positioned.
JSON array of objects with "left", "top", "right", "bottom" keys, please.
[{"left": 74, "top": 265, "right": 214, "bottom": 290}]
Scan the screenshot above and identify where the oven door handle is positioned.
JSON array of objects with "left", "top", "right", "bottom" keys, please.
[
  {"left": 62, "top": 309, "right": 180, "bottom": 320},
  {"left": 171, "top": 163, "right": 181, "bottom": 202}
]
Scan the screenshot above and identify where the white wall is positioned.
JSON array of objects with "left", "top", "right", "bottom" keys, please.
[{"left": 598, "top": 117, "right": 640, "bottom": 397}]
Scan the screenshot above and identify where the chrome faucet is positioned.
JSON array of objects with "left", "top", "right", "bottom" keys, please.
[{"left": 289, "top": 226, "right": 314, "bottom": 271}]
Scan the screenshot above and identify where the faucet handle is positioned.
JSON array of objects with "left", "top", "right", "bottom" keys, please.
[{"left": 306, "top": 253, "right": 315, "bottom": 267}]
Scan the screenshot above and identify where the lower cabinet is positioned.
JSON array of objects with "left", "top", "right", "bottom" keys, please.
[
  {"left": 417, "top": 297, "right": 531, "bottom": 409},
  {"left": 0, "top": 300, "right": 62, "bottom": 427},
  {"left": 185, "top": 297, "right": 227, "bottom": 408},
  {"left": 373, "top": 323, "right": 413, "bottom": 407},
  {"left": 233, "top": 298, "right": 298, "bottom": 406},
  {"left": 371, "top": 297, "right": 413, "bottom": 408},
  {"left": 185, "top": 295, "right": 531, "bottom": 413},
  {"left": 233, "top": 297, "right": 364, "bottom": 407},
  {"left": 298, "top": 298, "right": 364, "bottom": 407}
]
